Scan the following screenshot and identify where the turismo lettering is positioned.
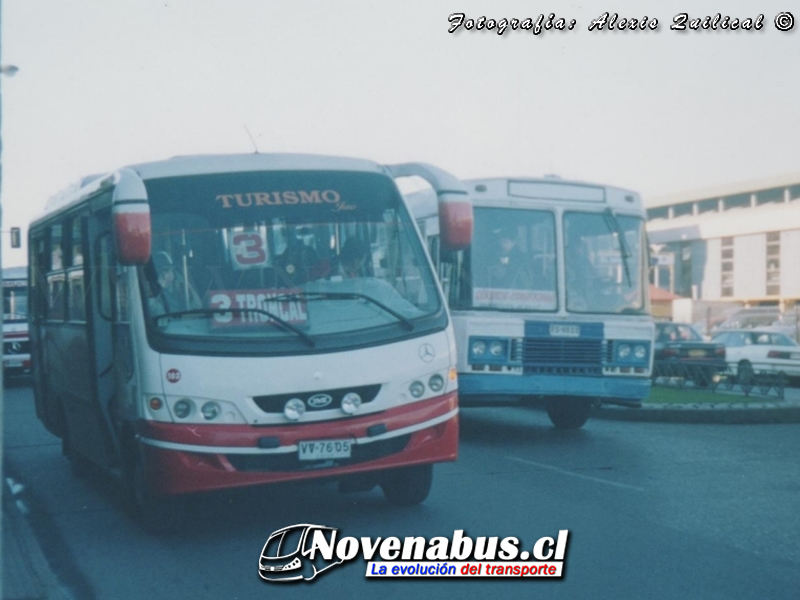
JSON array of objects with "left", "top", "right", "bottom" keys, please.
[{"left": 215, "top": 190, "right": 342, "bottom": 208}]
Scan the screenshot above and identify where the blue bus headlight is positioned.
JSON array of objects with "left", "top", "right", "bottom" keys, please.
[
  {"left": 489, "top": 341, "right": 505, "bottom": 357},
  {"left": 618, "top": 344, "right": 631, "bottom": 359},
  {"left": 471, "top": 340, "right": 486, "bottom": 356},
  {"left": 634, "top": 345, "right": 647, "bottom": 360}
]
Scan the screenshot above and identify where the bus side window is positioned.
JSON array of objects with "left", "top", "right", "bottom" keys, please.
[
  {"left": 46, "top": 224, "right": 66, "bottom": 321},
  {"left": 66, "top": 218, "right": 86, "bottom": 322}
]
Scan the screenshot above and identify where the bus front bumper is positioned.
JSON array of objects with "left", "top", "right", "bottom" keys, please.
[
  {"left": 137, "top": 392, "right": 458, "bottom": 496},
  {"left": 458, "top": 372, "right": 649, "bottom": 404}
]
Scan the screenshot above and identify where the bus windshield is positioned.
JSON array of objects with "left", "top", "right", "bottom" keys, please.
[
  {"left": 138, "top": 170, "right": 444, "bottom": 352},
  {"left": 564, "top": 211, "right": 646, "bottom": 314},
  {"left": 466, "top": 207, "right": 557, "bottom": 311},
  {"left": 3, "top": 284, "right": 28, "bottom": 323}
]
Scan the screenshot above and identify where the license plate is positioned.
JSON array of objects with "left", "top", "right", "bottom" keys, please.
[
  {"left": 688, "top": 350, "right": 707, "bottom": 357},
  {"left": 549, "top": 324, "right": 580, "bottom": 337},
  {"left": 4, "top": 360, "right": 22, "bottom": 368},
  {"left": 298, "top": 439, "right": 353, "bottom": 460}
]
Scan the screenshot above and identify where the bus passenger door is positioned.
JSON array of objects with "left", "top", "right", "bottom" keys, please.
[{"left": 76, "top": 214, "right": 122, "bottom": 468}]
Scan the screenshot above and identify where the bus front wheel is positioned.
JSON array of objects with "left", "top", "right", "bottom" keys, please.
[
  {"left": 123, "top": 442, "right": 185, "bottom": 533},
  {"left": 546, "top": 397, "right": 593, "bottom": 429},
  {"left": 380, "top": 464, "right": 433, "bottom": 506}
]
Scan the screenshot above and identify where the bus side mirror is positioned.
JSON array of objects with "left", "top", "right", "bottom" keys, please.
[
  {"left": 112, "top": 169, "right": 152, "bottom": 265},
  {"left": 438, "top": 192, "right": 473, "bottom": 252},
  {"left": 10, "top": 227, "right": 21, "bottom": 248},
  {"left": 113, "top": 205, "right": 152, "bottom": 265}
]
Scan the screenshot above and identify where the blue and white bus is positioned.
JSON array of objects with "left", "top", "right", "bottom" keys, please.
[
  {"left": 28, "top": 153, "right": 472, "bottom": 529},
  {"left": 408, "top": 176, "right": 653, "bottom": 428}
]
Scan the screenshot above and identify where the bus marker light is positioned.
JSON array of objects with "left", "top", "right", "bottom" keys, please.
[{"left": 149, "top": 397, "right": 163, "bottom": 410}]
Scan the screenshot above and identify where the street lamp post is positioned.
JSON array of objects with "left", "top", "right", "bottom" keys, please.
[{"left": 0, "top": 0, "right": 19, "bottom": 585}]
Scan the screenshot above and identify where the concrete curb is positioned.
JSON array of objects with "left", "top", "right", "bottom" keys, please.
[
  {"left": 2, "top": 486, "right": 74, "bottom": 600},
  {"left": 595, "top": 398, "right": 800, "bottom": 424}
]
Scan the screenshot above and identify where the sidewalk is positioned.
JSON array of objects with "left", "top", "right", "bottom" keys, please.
[{"left": 3, "top": 480, "right": 73, "bottom": 600}]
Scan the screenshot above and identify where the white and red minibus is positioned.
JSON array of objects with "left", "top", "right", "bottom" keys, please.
[{"left": 28, "top": 153, "right": 472, "bottom": 529}]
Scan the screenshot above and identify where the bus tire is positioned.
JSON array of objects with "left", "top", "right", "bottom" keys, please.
[
  {"left": 380, "top": 464, "right": 433, "bottom": 506},
  {"left": 546, "top": 397, "right": 592, "bottom": 429},
  {"left": 60, "top": 407, "right": 91, "bottom": 477},
  {"left": 123, "top": 442, "right": 185, "bottom": 533}
]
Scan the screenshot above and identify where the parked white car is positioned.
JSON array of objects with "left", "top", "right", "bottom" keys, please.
[{"left": 710, "top": 328, "right": 800, "bottom": 383}]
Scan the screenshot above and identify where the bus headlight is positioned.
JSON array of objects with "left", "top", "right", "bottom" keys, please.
[
  {"left": 428, "top": 373, "right": 445, "bottom": 393},
  {"left": 617, "top": 344, "right": 631, "bottom": 359},
  {"left": 489, "top": 341, "right": 505, "bottom": 357},
  {"left": 284, "top": 398, "right": 306, "bottom": 421},
  {"left": 173, "top": 398, "right": 194, "bottom": 419},
  {"left": 201, "top": 401, "right": 221, "bottom": 421},
  {"left": 634, "top": 345, "right": 647, "bottom": 360},
  {"left": 409, "top": 381, "right": 425, "bottom": 398},
  {"left": 341, "top": 392, "right": 362, "bottom": 415},
  {"left": 471, "top": 340, "right": 486, "bottom": 356}
]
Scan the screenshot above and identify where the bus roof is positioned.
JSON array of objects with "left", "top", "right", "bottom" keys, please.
[
  {"left": 406, "top": 175, "right": 642, "bottom": 220},
  {"left": 463, "top": 176, "right": 640, "bottom": 203},
  {"left": 36, "top": 153, "right": 391, "bottom": 224}
]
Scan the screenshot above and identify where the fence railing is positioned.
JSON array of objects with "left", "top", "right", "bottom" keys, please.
[{"left": 652, "top": 362, "right": 785, "bottom": 399}]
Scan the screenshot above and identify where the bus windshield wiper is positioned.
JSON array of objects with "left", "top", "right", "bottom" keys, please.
[
  {"left": 602, "top": 208, "right": 632, "bottom": 287},
  {"left": 152, "top": 308, "right": 315, "bottom": 347},
  {"left": 271, "top": 292, "right": 415, "bottom": 331}
]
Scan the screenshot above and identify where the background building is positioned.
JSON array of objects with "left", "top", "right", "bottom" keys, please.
[{"left": 646, "top": 172, "right": 800, "bottom": 312}]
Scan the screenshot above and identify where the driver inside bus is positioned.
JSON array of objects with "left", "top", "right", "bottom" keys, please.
[
  {"left": 149, "top": 251, "right": 202, "bottom": 316},
  {"left": 489, "top": 227, "right": 526, "bottom": 288}
]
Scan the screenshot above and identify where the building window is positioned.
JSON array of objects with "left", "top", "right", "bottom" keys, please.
[
  {"left": 677, "top": 241, "right": 693, "bottom": 297},
  {"left": 721, "top": 237, "right": 734, "bottom": 297},
  {"left": 647, "top": 207, "right": 669, "bottom": 220},
  {"left": 757, "top": 188, "right": 784, "bottom": 206},
  {"left": 723, "top": 193, "right": 751, "bottom": 211},
  {"left": 766, "top": 231, "right": 780, "bottom": 296},
  {"left": 672, "top": 202, "right": 694, "bottom": 218},
  {"left": 697, "top": 198, "right": 719, "bottom": 214}
]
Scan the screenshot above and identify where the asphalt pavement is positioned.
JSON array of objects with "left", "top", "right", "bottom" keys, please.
[{"left": 4, "top": 380, "right": 800, "bottom": 600}]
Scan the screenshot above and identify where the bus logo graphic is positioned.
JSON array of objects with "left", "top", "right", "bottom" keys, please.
[
  {"left": 166, "top": 368, "right": 181, "bottom": 383},
  {"left": 307, "top": 394, "right": 333, "bottom": 408},
  {"left": 258, "top": 524, "right": 342, "bottom": 583}
]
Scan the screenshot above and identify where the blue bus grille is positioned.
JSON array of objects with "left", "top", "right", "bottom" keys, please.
[{"left": 517, "top": 338, "right": 605, "bottom": 376}]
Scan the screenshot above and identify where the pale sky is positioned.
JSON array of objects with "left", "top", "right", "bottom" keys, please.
[{"left": 1, "top": 0, "right": 798, "bottom": 266}]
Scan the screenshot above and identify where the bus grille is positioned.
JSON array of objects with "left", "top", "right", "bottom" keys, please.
[
  {"left": 226, "top": 434, "right": 410, "bottom": 472},
  {"left": 3, "top": 339, "right": 30, "bottom": 355},
  {"left": 252, "top": 384, "right": 381, "bottom": 414},
  {"left": 517, "top": 338, "right": 604, "bottom": 376}
]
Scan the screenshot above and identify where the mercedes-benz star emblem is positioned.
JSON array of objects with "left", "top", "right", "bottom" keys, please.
[{"left": 419, "top": 343, "right": 436, "bottom": 362}]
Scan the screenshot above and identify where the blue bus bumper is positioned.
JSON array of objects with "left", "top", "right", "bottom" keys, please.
[{"left": 458, "top": 372, "right": 649, "bottom": 405}]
